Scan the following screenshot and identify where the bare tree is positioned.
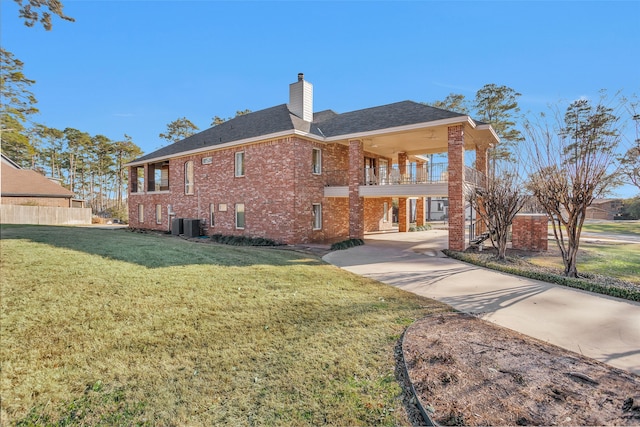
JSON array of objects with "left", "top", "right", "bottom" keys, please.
[
  {"left": 525, "top": 96, "right": 622, "bottom": 277},
  {"left": 468, "top": 162, "right": 528, "bottom": 260},
  {"left": 618, "top": 98, "right": 640, "bottom": 191}
]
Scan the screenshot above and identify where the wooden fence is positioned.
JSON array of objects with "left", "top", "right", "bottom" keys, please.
[{"left": 0, "top": 205, "right": 92, "bottom": 225}]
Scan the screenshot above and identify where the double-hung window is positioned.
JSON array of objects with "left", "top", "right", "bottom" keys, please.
[
  {"left": 312, "top": 148, "right": 322, "bottom": 174},
  {"left": 236, "top": 203, "right": 245, "bottom": 229},
  {"left": 235, "top": 152, "right": 245, "bottom": 177},
  {"left": 185, "top": 161, "right": 194, "bottom": 195},
  {"left": 312, "top": 203, "right": 322, "bottom": 230}
]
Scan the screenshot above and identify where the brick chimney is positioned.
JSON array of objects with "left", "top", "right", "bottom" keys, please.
[{"left": 288, "top": 73, "right": 313, "bottom": 122}]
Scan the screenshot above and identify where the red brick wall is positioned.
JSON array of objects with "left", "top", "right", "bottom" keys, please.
[
  {"left": 448, "top": 125, "right": 465, "bottom": 251},
  {"left": 364, "top": 197, "right": 393, "bottom": 232},
  {"left": 512, "top": 214, "right": 548, "bottom": 251},
  {"left": 129, "top": 136, "right": 357, "bottom": 244}
]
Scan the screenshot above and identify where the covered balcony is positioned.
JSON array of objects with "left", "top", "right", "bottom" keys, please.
[{"left": 324, "top": 162, "right": 485, "bottom": 198}]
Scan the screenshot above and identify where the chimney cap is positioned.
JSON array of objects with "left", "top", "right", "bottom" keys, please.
[{"left": 297, "top": 73, "right": 304, "bottom": 81}]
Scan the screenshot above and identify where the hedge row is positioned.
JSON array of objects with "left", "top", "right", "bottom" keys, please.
[
  {"left": 330, "top": 238, "right": 365, "bottom": 251},
  {"left": 408, "top": 224, "right": 432, "bottom": 232},
  {"left": 443, "top": 249, "right": 640, "bottom": 302},
  {"left": 210, "top": 234, "right": 282, "bottom": 247}
]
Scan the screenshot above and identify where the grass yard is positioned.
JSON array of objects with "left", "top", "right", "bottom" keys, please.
[
  {"left": 526, "top": 240, "right": 640, "bottom": 285},
  {"left": 0, "top": 225, "right": 448, "bottom": 426},
  {"left": 580, "top": 221, "right": 640, "bottom": 236}
]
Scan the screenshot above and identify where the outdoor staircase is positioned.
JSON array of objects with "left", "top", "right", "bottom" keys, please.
[{"left": 470, "top": 229, "right": 495, "bottom": 247}]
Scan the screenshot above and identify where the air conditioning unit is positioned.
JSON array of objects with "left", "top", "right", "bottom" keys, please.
[
  {"left": 183, "top": 219, "right": 201, "bottom": 237},
  {"left": 171, "top": 218, "right": 184, "bottom": 235}
]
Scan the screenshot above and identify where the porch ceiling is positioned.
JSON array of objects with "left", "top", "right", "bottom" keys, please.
[{"left": 330, "top": 120, "right": 497, "bottom": 163}]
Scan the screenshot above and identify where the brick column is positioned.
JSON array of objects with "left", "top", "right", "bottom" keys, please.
[
  {"left": 416, "top": 197, "right": 425, "bottom": 226},
  {"left": 513, "top": 214, "right": 548, "bottom": 251},
  {"left": 448, "top": 125, "right": 465, "bottom": 251},
  {"left": 475, "top": 145, "right": 489, "bottom": 234},
  {"left": 397, "top": 152, "right": 409, "bottom": 232},
  {"left": 348, "top": 139, "right": 364, "bottom": 240},
  {"left": 398, "top": 152, "right": 408, "bottom": 181},
  {"left": 398, "top": 198, "right": 408, "bottom": 232}
]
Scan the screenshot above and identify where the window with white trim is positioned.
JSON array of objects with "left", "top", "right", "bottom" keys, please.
[
  {"left": 156, "top": 204, "right": 162, "bottom": 224},
  {"left": 138, "top": 204, "right": 144, "bottom": 223},
  {"left": 185, "top": 161, "right": 194, "bottom": 195},
  {"left": 235, "top": 152, "right": 245, "bottom": 177},
  {"left": 235, "top": 203, "right": 245, "bottom": 229},
  {"left": 312, "top": 203, "right": 322, "bottom": 230},
  {"left": 312, "top": 148, "right": 322, "bottom": 174}
]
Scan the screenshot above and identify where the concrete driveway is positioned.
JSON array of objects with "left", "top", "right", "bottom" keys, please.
[{"left": 323, "top": 230, "right": 640, "bottom": 375}]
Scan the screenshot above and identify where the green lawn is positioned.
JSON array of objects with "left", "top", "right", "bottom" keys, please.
[
  {"left": 0, "top": 225, "right": 447, "bottom": 426},
  {"left": 528, "top": 241, "right": 640, "bottom": 285},
  {"left": 578, "top": 221, "right": 640, "bottom": 236}
]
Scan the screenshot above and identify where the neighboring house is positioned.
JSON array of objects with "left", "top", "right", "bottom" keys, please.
[
  {"left": 127, "top": 74, "right": 499, "bottom": 250},
  {"left": 586, "top": 198, "right": 623, "bottom": 220},
  {"left": 1, "top": 153, "right": 76, "bottom": 207}
]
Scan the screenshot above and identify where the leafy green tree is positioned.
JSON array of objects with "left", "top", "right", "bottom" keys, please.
[
  {"left": 112, "top": 135, "right": 142, "bottom": 211},
  {"left": 14, "top": 0, "right": 74, "bottom": 30},
  {"left": 210, "top": 109, "right": 252, "bottom": 127},
  {"left": 526, "top": 96, "right": 622, "bottom": 278},
  {"left": 159, "top": 117, "right": 199, "bottom": 143},
  {"left": 428, "top": 93, "right": 470, "bottom": 114},
  {"left": 474, "top": 84, "right": 524, "bottom": 163},
  {"left": 0, "top": 48, "right": 39, "bottom": 166},
  {"left": 35, "top": 125, "right": 65, "bottom": 177}
]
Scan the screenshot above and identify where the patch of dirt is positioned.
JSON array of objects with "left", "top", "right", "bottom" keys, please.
[{"left": 402, "top": 313, "right": 640, "bottom": 426}]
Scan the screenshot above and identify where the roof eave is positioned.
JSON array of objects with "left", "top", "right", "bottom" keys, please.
[
  {"left": 125, "top": 129, "right": 326, "bottom": 167},
  {"left": 323, "top": 116, "right": 477, "bottom": 142}
]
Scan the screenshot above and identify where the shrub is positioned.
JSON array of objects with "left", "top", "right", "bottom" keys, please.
[
  {"left": 330, "top": 238, "right": 365, "bottom": 251},
  {"left": 210, "top": 233, "right": 281, "bottom": 247},
  {"left": 408, "top": 224, "right": 432, "bottom": 232}
]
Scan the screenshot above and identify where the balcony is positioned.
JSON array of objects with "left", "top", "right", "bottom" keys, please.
[{"left": 324, "top": 162, "right": 485, "bottom": 197}]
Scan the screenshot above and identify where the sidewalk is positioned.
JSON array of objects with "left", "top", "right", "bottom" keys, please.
[{"left": 323, "top": 230, "right": 640, "bottom": 375}]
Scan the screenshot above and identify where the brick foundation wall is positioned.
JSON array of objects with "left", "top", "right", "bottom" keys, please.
[{"left": 512, "top": 214, "right": 548, "bottom": 251}]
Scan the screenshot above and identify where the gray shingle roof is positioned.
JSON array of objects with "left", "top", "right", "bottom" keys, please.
[{"left": 132, "top": 100, "right": 469, "bottom": 163}]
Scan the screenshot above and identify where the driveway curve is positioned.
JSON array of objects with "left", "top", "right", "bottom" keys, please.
[{"left": 323, "top": 230, "right": 640, "bottom": 375}]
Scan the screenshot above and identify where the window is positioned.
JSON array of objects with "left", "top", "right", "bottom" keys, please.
[
  {"left": 156, "top": 204, "right": 162, "bottom": 224},
  {"left": 138, "top": 204, "right": 144, "bottom": 223},
  {"left": 312, "top": 148, "right": 322, "bottom": 174},
  {"left": 383, "top": 202, "right": 389, "bottom": 222},
  {"left": 312, "top": 203, "right": 322, "bottom": 230},
  {"left": 135, "top": 166, "right": 144, "bottom": 193},
  {"left": 210, "top": 203, "right": 215, "bottom": 227},
  {"left": 235, "top": 203, "right": 245, "bottom": 229},
  {"left": 235, "top": 152, "right": 245, "bottom": 177},
  {"left": 185, "top": 161, "right": 194, "bottom": 194}
]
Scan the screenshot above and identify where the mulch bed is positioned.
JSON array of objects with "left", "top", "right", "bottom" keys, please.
[{"left": 402, "top": 313, "right": 640, "bottom": 426}]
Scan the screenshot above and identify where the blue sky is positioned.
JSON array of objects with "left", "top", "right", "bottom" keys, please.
[{"left": 2, "top": 0, "right": 639, "bottom": 196}]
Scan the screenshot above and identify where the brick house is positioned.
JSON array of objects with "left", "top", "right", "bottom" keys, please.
[
  {"left": 127, "top": 74, "right": 498, "bottom": 250},
  {"left": 1, "top": 153, "right": 76, "bottom": 207}
]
